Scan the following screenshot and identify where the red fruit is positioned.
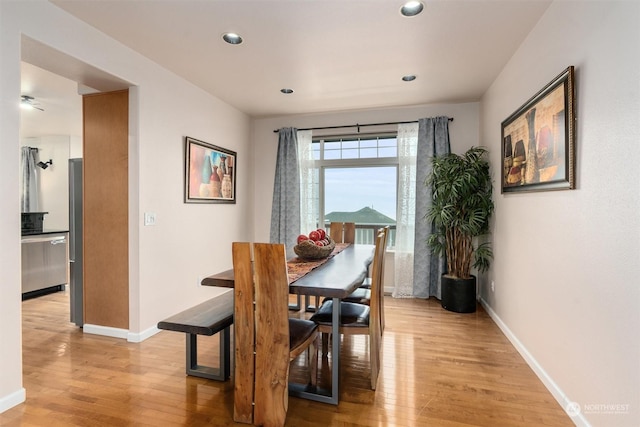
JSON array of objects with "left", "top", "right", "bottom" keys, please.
[
  {"left": 297, "top": 234, "right": 310, "bottom": 244},
  {"left": 315, "top": 240, "right": 325, "bottom": 246},
  {"left": 316, "top": 228, "right": 326, "bottom": 240},
  {"left": 308, "top": 230, "right": 321, "bottom": 241}
]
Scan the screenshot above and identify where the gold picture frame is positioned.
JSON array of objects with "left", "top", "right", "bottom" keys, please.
[{"left": 501, "top": 66, "right": 576, "bottom": 193}]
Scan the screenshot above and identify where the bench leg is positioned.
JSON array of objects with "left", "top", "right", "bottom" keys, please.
[{"left": 186, "top": 326, "right": 231, "bottom": 381}]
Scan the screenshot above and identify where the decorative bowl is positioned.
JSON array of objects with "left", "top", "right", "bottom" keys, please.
[{"left": 293, "top": 238, "right": 336, "bottom": 260}]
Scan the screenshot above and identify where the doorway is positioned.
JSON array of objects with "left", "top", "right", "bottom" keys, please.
[{"left": 20, "top": 35, "right": 134, "bottom": 355}]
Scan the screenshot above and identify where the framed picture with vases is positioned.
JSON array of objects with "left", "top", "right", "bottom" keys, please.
[
  {"left": 501, "top": 66, "right": 576, "bottom": 193},
  {"left": 184, "top": 136, "right": 236, "bottom": 204}
]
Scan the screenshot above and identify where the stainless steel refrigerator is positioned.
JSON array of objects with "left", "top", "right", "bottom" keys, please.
[{"left": 69, "top": 158, "right": 83, "bottom": 327}]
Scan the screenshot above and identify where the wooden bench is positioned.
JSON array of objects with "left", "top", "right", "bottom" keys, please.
[{"left": 157, "top": 290, "right": 233, "bottom": 381}]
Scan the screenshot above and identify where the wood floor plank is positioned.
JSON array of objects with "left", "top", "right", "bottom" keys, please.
[{"left": 0, "top": 289, "right": 572, "bottom": 426}]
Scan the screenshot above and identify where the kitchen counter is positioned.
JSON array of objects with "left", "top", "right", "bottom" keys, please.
[{"left": 21, "top": 229, "right": 69, "bottom": 236}]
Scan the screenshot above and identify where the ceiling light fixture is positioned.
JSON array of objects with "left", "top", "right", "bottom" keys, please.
[
  {"left": 280, "top": 88, "right": 294, "bottom": 94},
  {"left": 222, "top": 32, "right": 243, "bottom": 45},
  {"left": 21, "top": 95, "right": 44, "bottom": 111},
  {"left": 402, "top": 75, "right": 417, "bottom": 82},
  {"left": 400, "top": 1, "right": 424, "bottom": 17}
]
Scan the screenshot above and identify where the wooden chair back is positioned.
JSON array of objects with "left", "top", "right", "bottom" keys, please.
[
  {"left": 377, "top": 226, "right": 389, "bottom": 331},
  {"left": 329, "top": 222, "right": 343, "bottom": 243},
  {"left": 343, "top": 222, "right": 356, "bottom": 244},
  {"left": 328, "top": 222, "right": 355, "bottom": 244},
  {"left": 368, "top": 228, "right": 385, "bottom": 356},
  {"left": 232, "top": 242, "right": 291, "bottom": 426}
]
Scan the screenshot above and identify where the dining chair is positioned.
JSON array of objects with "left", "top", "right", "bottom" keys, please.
[
  {"left": 232, "top": 242, "right": 319, "bottom": 426},
  {"left": 326, "top": 226, "right": 388, "bottom": 330},
  {"left": 328, "top": 222, "right": 356, "bottom": 244},
  {"left": 309, "top": 228, "right": 385, "bottom": 390}
]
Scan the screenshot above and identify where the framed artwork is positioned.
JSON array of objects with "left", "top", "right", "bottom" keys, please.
[
  {"left": 501, "top": 66, "right": 576, "bottom": 193},
  {"left": 184, "top": 136, "right": 236, "bottom": 204}
]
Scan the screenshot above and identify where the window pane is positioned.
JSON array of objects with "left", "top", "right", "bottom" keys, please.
[
  {"left": 378, "top": 137, "right": 396, "bottom": 147},
  {"left": 342, "top": 148, "right": 359, "bottom": 159},
  {"left": 325, "top": 141, "right": 341, "bottom": 151},
  {"left": 359, "top": 140, "right": 377, "bottom": 149},
  {"left": 379, "top": 146, "right": 397, "bottom": 157},
  {"left": 324, "top": 149, "right": 341, "bottom": 160},
  {"left": 324, "top": 167, "right": 397, "bottom": 223},
  {"left": 360, "top": 147, "right": 378, "bottom": 158},
  {"left": 342, "top": 140, "right": 358, "bottom": 149}
]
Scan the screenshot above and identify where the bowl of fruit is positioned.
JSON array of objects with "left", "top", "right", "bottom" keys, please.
[{"left": 293, "top": 229, "right": 336, "bottom": 260}]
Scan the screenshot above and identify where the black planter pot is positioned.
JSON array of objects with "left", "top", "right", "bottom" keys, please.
[{"left": 441, "top": 275, "right": 477, "bottom": 313}]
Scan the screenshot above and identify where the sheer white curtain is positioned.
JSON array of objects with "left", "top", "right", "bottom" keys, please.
[
  {"left": 393, "top": 123, "right": 419, "bottom": 298},
  {"left": 297, "top": 130, "right": 318, "bottom": 233}
]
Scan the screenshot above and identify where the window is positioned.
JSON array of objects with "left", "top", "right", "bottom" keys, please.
[{"left": 311, "top": 134, "right": 398, "bottom": 246}]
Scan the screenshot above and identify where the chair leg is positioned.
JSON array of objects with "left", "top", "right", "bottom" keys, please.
[
  {"left": 309, "top": 335, "right": 318, "bottom": 386},
  {"left": 321, "top": 332, "right": 329, "bottom": 356}
]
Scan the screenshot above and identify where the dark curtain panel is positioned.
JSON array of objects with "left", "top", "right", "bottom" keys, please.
[
  {"left": 269, "top": 128, "right": 301, "bottom": 258},
  {"left": 413, "top": 117, "right": 450, "bottom": 298},
  {"left": 21, "top": 146, "right": 39, "bottom": 212}
]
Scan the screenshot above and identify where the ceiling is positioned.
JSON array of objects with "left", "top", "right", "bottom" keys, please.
[{"left": 22, "top": 0, "right": 551, "bottom": 136}]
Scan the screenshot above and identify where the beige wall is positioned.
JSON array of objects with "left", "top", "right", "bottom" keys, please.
[{"left": 480, "top": 1, "right": 640, "bottom": 426}]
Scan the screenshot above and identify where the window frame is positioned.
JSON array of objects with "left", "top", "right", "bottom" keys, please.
[{"left": 312, "top": 133, "right": 399, "bottom": 228}]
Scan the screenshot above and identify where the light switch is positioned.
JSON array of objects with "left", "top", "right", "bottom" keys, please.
[{"left": 144, "top": 212, "right": 156, "bottom": 226}]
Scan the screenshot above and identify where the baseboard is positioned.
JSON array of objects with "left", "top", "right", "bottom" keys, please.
[
  {"left": 82, "top": 324, "right": 129, "bottom": 340},
  {"left": 127, "top": 325, "right": 160, "bottom": 343},
  {"left": 0, "top": 388, "right": 25, "bottom": 414},
  {"left": 479, "top": 298, "right": 590, "bottom": 427}
]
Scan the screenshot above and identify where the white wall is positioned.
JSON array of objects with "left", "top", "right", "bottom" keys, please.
[
  {"left": 251, "top": 102, "right": 481, "bottom": 243},
  {"left": 1, "top": 1, "right": 251, "bottom": 412},
  {"left": 480, "top": 2, "right": 640, "bottom": 426}
]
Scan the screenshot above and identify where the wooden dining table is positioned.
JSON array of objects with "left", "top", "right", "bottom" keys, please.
[{"left": 201, "top": 243, "right": 375, "bottom": 405}]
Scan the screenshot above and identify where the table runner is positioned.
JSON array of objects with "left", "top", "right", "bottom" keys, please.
[{"left": 287, "top": 243, "right": 350, "bottom": 284}]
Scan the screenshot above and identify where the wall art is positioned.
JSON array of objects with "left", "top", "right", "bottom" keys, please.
[
  {"left": 184, "top": 136, "right": 236, "bottom": 203},
  {"left": 501, "top": 66, "right": 575, "bottom": 193}
]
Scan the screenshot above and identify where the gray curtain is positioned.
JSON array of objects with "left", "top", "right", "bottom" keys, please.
[
  {"left": 413, "top": 117, "right": 450, "bottom": 298},
  {"left": 269, "top": 128, "right": 301, "bottom": 258},
  {"left": 21, "top": 146, "right": 39, "bottom": 212}
]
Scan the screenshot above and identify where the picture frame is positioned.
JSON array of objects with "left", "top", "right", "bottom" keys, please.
[
  {"left": 501, "top": 66, "right": 576, "bottom": 193},
  {"left": 184, "top": 136, "right": 236, "bottom": 204}
]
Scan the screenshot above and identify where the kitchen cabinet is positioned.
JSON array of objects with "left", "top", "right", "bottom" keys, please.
[{"left": 21, "top": 232, "right": 68, "bottom": 296}]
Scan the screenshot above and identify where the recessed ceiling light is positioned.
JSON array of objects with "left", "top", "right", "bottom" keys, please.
[
  {"left": 280, "top": 88, "right": 294, "bottom": 94},
  {"left": 400, "top": 1, "right": 424, "bottom": 17},
  {"left": 222, "top": 32, "right": 243, "bottom": 45},
  {"left": 402, "top": 75, "right": 417, "bottom": 82}
]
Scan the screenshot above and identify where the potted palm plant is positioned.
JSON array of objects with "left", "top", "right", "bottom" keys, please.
[{"left": 425, "top": 146, "right": 494, "bottom": 313}]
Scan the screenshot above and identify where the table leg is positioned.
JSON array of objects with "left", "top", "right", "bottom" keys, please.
[{"left": 331, "top": 296, "right": 340, "bottom": 402}]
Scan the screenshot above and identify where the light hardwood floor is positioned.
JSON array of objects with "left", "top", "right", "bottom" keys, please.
[{"left": 1, "top": 289, "right": 572, "bottom": 426}]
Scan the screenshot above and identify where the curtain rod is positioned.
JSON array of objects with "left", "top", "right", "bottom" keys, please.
[{"left": 273, "top": 117, "right": 453, "bottom": 133}]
